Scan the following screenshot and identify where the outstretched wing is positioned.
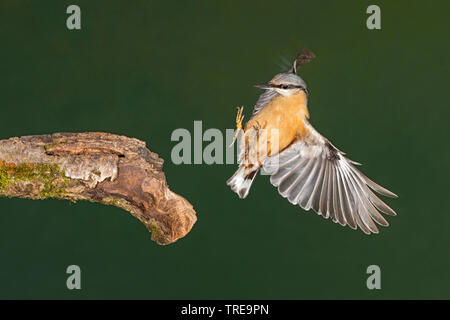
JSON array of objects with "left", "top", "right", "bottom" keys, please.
[
  {"left": 262, "top": 121, "right": 397, "bottom": 234},
  {"left": 252, "top": 90, "right": 278, "bottom": 116}
]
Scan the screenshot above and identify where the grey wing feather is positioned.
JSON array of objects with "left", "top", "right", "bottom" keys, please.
[
  {"left": 262, "top": 121, "right": 397, "bottom": 234},
  {"left": 252, "top": 90, "right": 278, "bottom": 116}
]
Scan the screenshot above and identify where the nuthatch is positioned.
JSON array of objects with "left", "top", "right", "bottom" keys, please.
[{"left": 227, "top": 50, "right": 397, "bottom": 234}]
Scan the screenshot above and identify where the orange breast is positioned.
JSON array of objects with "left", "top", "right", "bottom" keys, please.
[{"left": 242, "top": 91, "right": 309, "bottom": 163}]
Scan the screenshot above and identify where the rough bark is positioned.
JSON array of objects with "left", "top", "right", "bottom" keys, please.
[{"left": 0, "top": 132, "right": 196, "bottom": 245}]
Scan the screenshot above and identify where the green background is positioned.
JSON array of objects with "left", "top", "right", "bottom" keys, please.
[{"left": 0, "top": 1, "right": 448, "bottom": 299}]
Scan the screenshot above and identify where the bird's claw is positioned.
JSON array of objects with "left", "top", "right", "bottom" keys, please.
[
  {"left": 236, "top": 106, "right": 244, "bottom": 130},
  {"left": 229, "top": 106, "right": 244, "bottom": 147},
  {"left": 252, "top": 120, "right": 261, "bottom": 131}
]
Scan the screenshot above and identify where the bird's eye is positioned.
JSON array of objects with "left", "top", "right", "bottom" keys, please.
[{"left": 280, "top": 84, "right": 289, "bottom": 89}]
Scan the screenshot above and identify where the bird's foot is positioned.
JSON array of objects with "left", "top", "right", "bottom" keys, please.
[
  {"left": 229, "top": 106, "right": 244, "bottom": 147},
  {"left": 252, "top": 120, "right": 261, "bottom": 131},
  {"left": 235, "top": 106, "right": 244, "bottom": 130}
]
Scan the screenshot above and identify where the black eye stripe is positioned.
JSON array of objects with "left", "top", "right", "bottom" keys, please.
[{"left": 277, "top": 84, "right": 304, "bottom": 89}]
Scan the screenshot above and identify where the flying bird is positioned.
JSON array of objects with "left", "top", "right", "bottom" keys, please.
[{"left": 227, "top": 50, "right": 397, "bottom": 234}]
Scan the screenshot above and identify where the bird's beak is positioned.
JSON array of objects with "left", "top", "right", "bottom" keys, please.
[{"left": 254, "top": 83, "right": 272, "bottom": 90}]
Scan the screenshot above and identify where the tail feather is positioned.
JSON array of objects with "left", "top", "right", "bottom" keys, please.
[{"left": 227, "top": 165, "right": 259, "bottom": 199}]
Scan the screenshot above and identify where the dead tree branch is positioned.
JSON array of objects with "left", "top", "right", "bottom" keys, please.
[{"left": 0, "top": 132, "right": 196, "bottom": 245}]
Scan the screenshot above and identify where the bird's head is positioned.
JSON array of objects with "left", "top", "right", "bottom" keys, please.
[
  {"left": 254, "top": 72, "right": 307, "bottom": 96},
  {"left": 254, "top": 49, "right": 315, "bottom": 96}
]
